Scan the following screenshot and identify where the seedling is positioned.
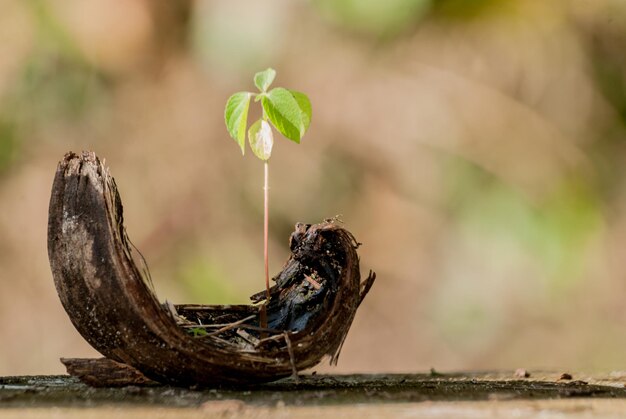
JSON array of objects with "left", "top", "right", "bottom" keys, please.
[{"left": 224, "top": 68, "right": 312, "bottom": 303}]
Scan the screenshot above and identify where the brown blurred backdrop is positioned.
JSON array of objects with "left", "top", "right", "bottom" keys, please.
[{"left": 2, "top": 0, "right": 626, "bottom": 375}]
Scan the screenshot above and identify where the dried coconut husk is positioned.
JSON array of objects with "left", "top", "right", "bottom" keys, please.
[{"left": 48, "top": 151, "right": 375, "bottom": 386}]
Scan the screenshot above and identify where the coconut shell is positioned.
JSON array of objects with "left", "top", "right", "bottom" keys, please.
[{"left": 47, "top": 151, "right": 375, "bottom": 386}]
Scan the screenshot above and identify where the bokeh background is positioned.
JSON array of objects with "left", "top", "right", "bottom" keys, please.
[{"left": 2, "top": 0, "right": 626, "bottom": 375}]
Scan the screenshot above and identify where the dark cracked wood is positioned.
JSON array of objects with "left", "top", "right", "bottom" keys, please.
[
  {"left": 3, "top": 372, "right": 626, "bottom": 408},
  {"left": 47, "top": 151, "right": 375, "bottom": 387}
]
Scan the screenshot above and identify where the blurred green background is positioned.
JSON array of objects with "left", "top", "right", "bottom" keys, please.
[{"left": 2, "top": 0, "right": 626, "bottom": 375}]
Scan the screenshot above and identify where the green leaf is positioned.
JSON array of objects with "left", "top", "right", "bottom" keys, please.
[
  {"left": 254, "top": 68, "right": 276, "bottom": 92},
  {"left": 224, "top": 92, "right": 252, "bottom": 154},
  {"left": 261, "top": 87, "right": 305, "bottom": 143},
  {"left": 248, "top": 119, "right": 274, "bottom": 161},
  {"left": 289, "top": 90, "right": 312, "bottom": 133},
  {"left": 188, "top": 327, "right": 208, "bottom": 337}
]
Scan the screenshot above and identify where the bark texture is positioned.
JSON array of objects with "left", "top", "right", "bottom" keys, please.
[
  {"left": 61, "top": 358, "right": 159, "bottom": 387},
  {"left": 47, "top": 151, "right": 374, "bottom": 387}
]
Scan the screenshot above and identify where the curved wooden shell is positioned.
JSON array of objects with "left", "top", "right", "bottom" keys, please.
[{"left": 47, "top": 151, "right": 374, "bottom": 386}]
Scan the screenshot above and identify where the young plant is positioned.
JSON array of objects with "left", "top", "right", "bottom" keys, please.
[{"left": 224, "top": 68, "right": 312, "bottom": 303}]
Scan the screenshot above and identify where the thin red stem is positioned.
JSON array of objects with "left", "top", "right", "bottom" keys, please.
[{"left": 264, "top": 161, "right": 270, "bottom": 301}]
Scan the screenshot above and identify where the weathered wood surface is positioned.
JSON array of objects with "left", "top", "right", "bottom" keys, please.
[
  {"left": 47, "top": 151, "right": 374, "bottom": 387},
  {"left": 3, "top": 372, "right": 626, "bottom": 418},
  {"left": 4, "top": 400, "right": 626, "bottom": 419}
]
